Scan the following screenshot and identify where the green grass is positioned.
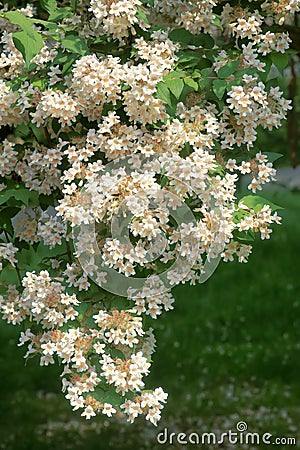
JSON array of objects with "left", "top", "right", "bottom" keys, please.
[{"left": 0, "top": 186, "right": 299, "bottom": 449}]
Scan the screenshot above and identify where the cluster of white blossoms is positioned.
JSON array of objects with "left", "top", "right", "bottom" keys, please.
[
  {"left": 226, "top": 152, "right": 277, "bottom": 194},
  {"left": 0, "top": 243, "right": 18, "bottom": 270},
  {"left": 32, "top": 90, "right": 80, "bottom": 127},
  {"left": 261, "top": 0, "right": 300, "bottom": 24},
  {"left": 18, "top": 270, "right": 79, "bottom": 328},
  {"left": 128, "top": 282, "right": 175, "bottom": 318},
  {"left": 0, "top": 80, "right": 27, "bottom": 126},
  {"left": 89, "top": 0, "right": 149, "bottom": 41},
  {"left": 221, "top": 76, "right": 292, "bottom": 149},
  {"left": 0, "top": 270, "right": 78, "bottom": 326},
  {"left": 238, "top": 203, "right": 282, "bottom": 240},
  {"left": 0, "top": 0, "right": 296, "bottom": 426},
  {"left": 101, "top": 351, "right": 150, "bottom": 393},
  {"left": 153, "top": 0, "right": 217, "bottom": 33},
  {"left": 63, "top": 262, "right": 92, "bottom": 291},
  {"left": 15, "top": 296, "right": 161, "bottom": 423},
  {"left": 215, "top": 30, "right": 291, "bottom": 75},
  {"left": 12, "top": 207, "right": 66, "bottom": 248},
  {"left": 13, "top": 210, "right": 40, "bottom": 244},
  {"left": 37, "top": 211, "right": 67, "bottom": 249},
  {"left": 0, "top": 139, "right": 18, "bottom": 176},
  {"left": 70, "top": 55, "right": 124, "bottom": 121},
  {"left": 14, "top": 141, "right": 62, "bottom": 194},
  {"left": 93, "top": 308, "right": 144, "bottom": 347},
  {"left": 121, "top": 387, "right": 168, "bottom": 424}
]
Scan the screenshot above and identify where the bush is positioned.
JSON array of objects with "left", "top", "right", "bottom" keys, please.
[{"left": 0, "top": 0, "right": 298, "bottom": 425}]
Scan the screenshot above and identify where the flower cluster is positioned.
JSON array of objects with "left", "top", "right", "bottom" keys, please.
[
  {"left": 89, "top": 0, "right": 149, "bottom": 41},
  {"left": 222, "top": 76, "right": 292, "bottom": 149},
  {"left": 121, "top": 387, "right": 168, "bottom": 424},
  {"left": 262, "top": 0, "right": 300, "bottom": 24},
  {"left": 37, "top": 211, "right": 67, "bottom": 249},
  {"left": 19, "top": 270, "right": 79, "bottom": 328},
  {"left": 15, "top": 141, "right": 62, "bottom": 194},
  {"left": 227, "top": 152, "right": 277, "bottom": 193},
  {"left": 0, "top": 139, "right": 18, "bottom": 176},
  {"left": 32, "top": 90, "right": 80, "bottom": 127},
  {"left": 0, "top": 243, "right": 18, "bottom": 270},
  {"left": 238, "top": 203, "right": 281, "bottom": 240},
  {"left": 13, "top": 284, "right": 161, "bottom": 423},
  {"left": 153, "top": 0, "right": 217, "bottom": 34},
  {"left": 0, "top": 80, "right": 27, "bottom": 126}
]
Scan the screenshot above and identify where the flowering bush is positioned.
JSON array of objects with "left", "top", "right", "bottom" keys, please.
[{"left": 0, "top": 0, "right": 298, "bottom": 425}]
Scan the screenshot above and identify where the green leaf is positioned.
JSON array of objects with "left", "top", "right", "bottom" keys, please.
[
  {"left": 262, "top": 152, "right": 283, "bottom": 163},
  {"left": 156, "top": 82, "right": 172, "bottom": 107},
  {"left": 40, "top": 0, "right": 57, "bottom": 13},
  {"left": 109, "top": 348, "right": 126, "bottom": 360},
  {"left": 234, "top": 230, "right": 255, "bottom": 242},
  {"left": 15, "top": 123, "right": 30, "bottom": 138},
  {"left": 192, "top": 34, "right": 214, "bottom": 49},
  {"left": 18, "top": 243, "right": 64, "bottom": 273},
  {"left": 29, "top": 123, "right": 48, "bottom": 145},
  {"left": 140, "top": 0, "right": 154, "bottom": 5},
  {"left": 177, "top": 51, "right": 202, "bottom": 68},
  {"left": 239, "top": 195, "right": 283, "bottom": 213},
  {"left": 201, "top": 68, "right": 213, "bottom": 77},
  {"left": 48, "top": 7, "right": 73, "bottom": 22},
  {"left": 0, "top": 207, "right": 20, "bottom": 235},
  {"left": 5, "top": 11, "right": 44, "bottom": 67},
  {"left": 104, "top": 296, "right": 132, "bottom": 311},
  {"left": 136, "top": 6, "right": 150, "bottom": 25},
  {"left": 31, "top": 18, "right": 57, "bottom": 30},
  {"left": 184, "top": 77, "right": 198, "bottom": 91},
  {"left": 0, "top": 264, "right": 19, "bottom": 285},
  {"left": 165, "top": 77, "right": 184, "bottom": 99},
  {"left": 213, "top": 79, "right": 227, "bottom": 100},
  {"left": 5, "top": 11, "right": 34, "bottom": 35},
  {"left": 0, "top": 186, "right": 39, "bottom": 207},
  {"left": 213, "top": 16, "right": 222, "bottom": 29},
  {"left": 164, "top": 70, "right": 187, "bottom": 79},
  {"left": 62, "top": 34, "right": 89, "bottom": 56},
  {"left": 31, "top": 78, "right": 47, "bottom": 90},
  {"left": 259, "top": 58, "right": 272, "bottom": 83},
  {"left": 234, "top": 68, "right": 257, "bottom": 78},
  {"left": 13, "top": 30, "right": 43, "bottom": 67},
  {"left": 169, "top": 28, "right": 193, "bottom": 46},
  {"left": 36, "top": 242, "right": 65, "bottom": 260},
  {"left": 61, "top": 55, "right": 78, "bottom": 76},
  {"left": 217, "top": 60, "right": 240, "bottom": 78},
  {"left": 271, "top": 52, "right": 289, "bottom": 75},
  {"left": 77, "top": 303, "right": 89, "bottom": 321},
  {"left": 101, "top": 387, "right": 125, "bottom": 406},
  {"left": 18, "top": 247, "right": 41, "bottom": 272}
]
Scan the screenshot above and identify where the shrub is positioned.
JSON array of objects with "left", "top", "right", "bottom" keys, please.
[{"left": 0, "top": 0, "right": 298, "bottom": 425}]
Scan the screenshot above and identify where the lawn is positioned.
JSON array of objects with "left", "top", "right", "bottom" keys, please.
[{"left": 0, "top": 186, "right": 299, "bottom": 449}]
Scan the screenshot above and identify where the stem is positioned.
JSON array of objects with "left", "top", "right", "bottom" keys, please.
[
  {"left": 66, "top": 239, "right": 73, "bottom": 264},
  {"left": 73, "top": 0, "right": 79, "bottom": 12}
]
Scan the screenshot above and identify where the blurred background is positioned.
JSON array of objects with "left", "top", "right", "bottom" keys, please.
[{"left": 0, "top": 3, "right": 300, "bottom": 450}]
